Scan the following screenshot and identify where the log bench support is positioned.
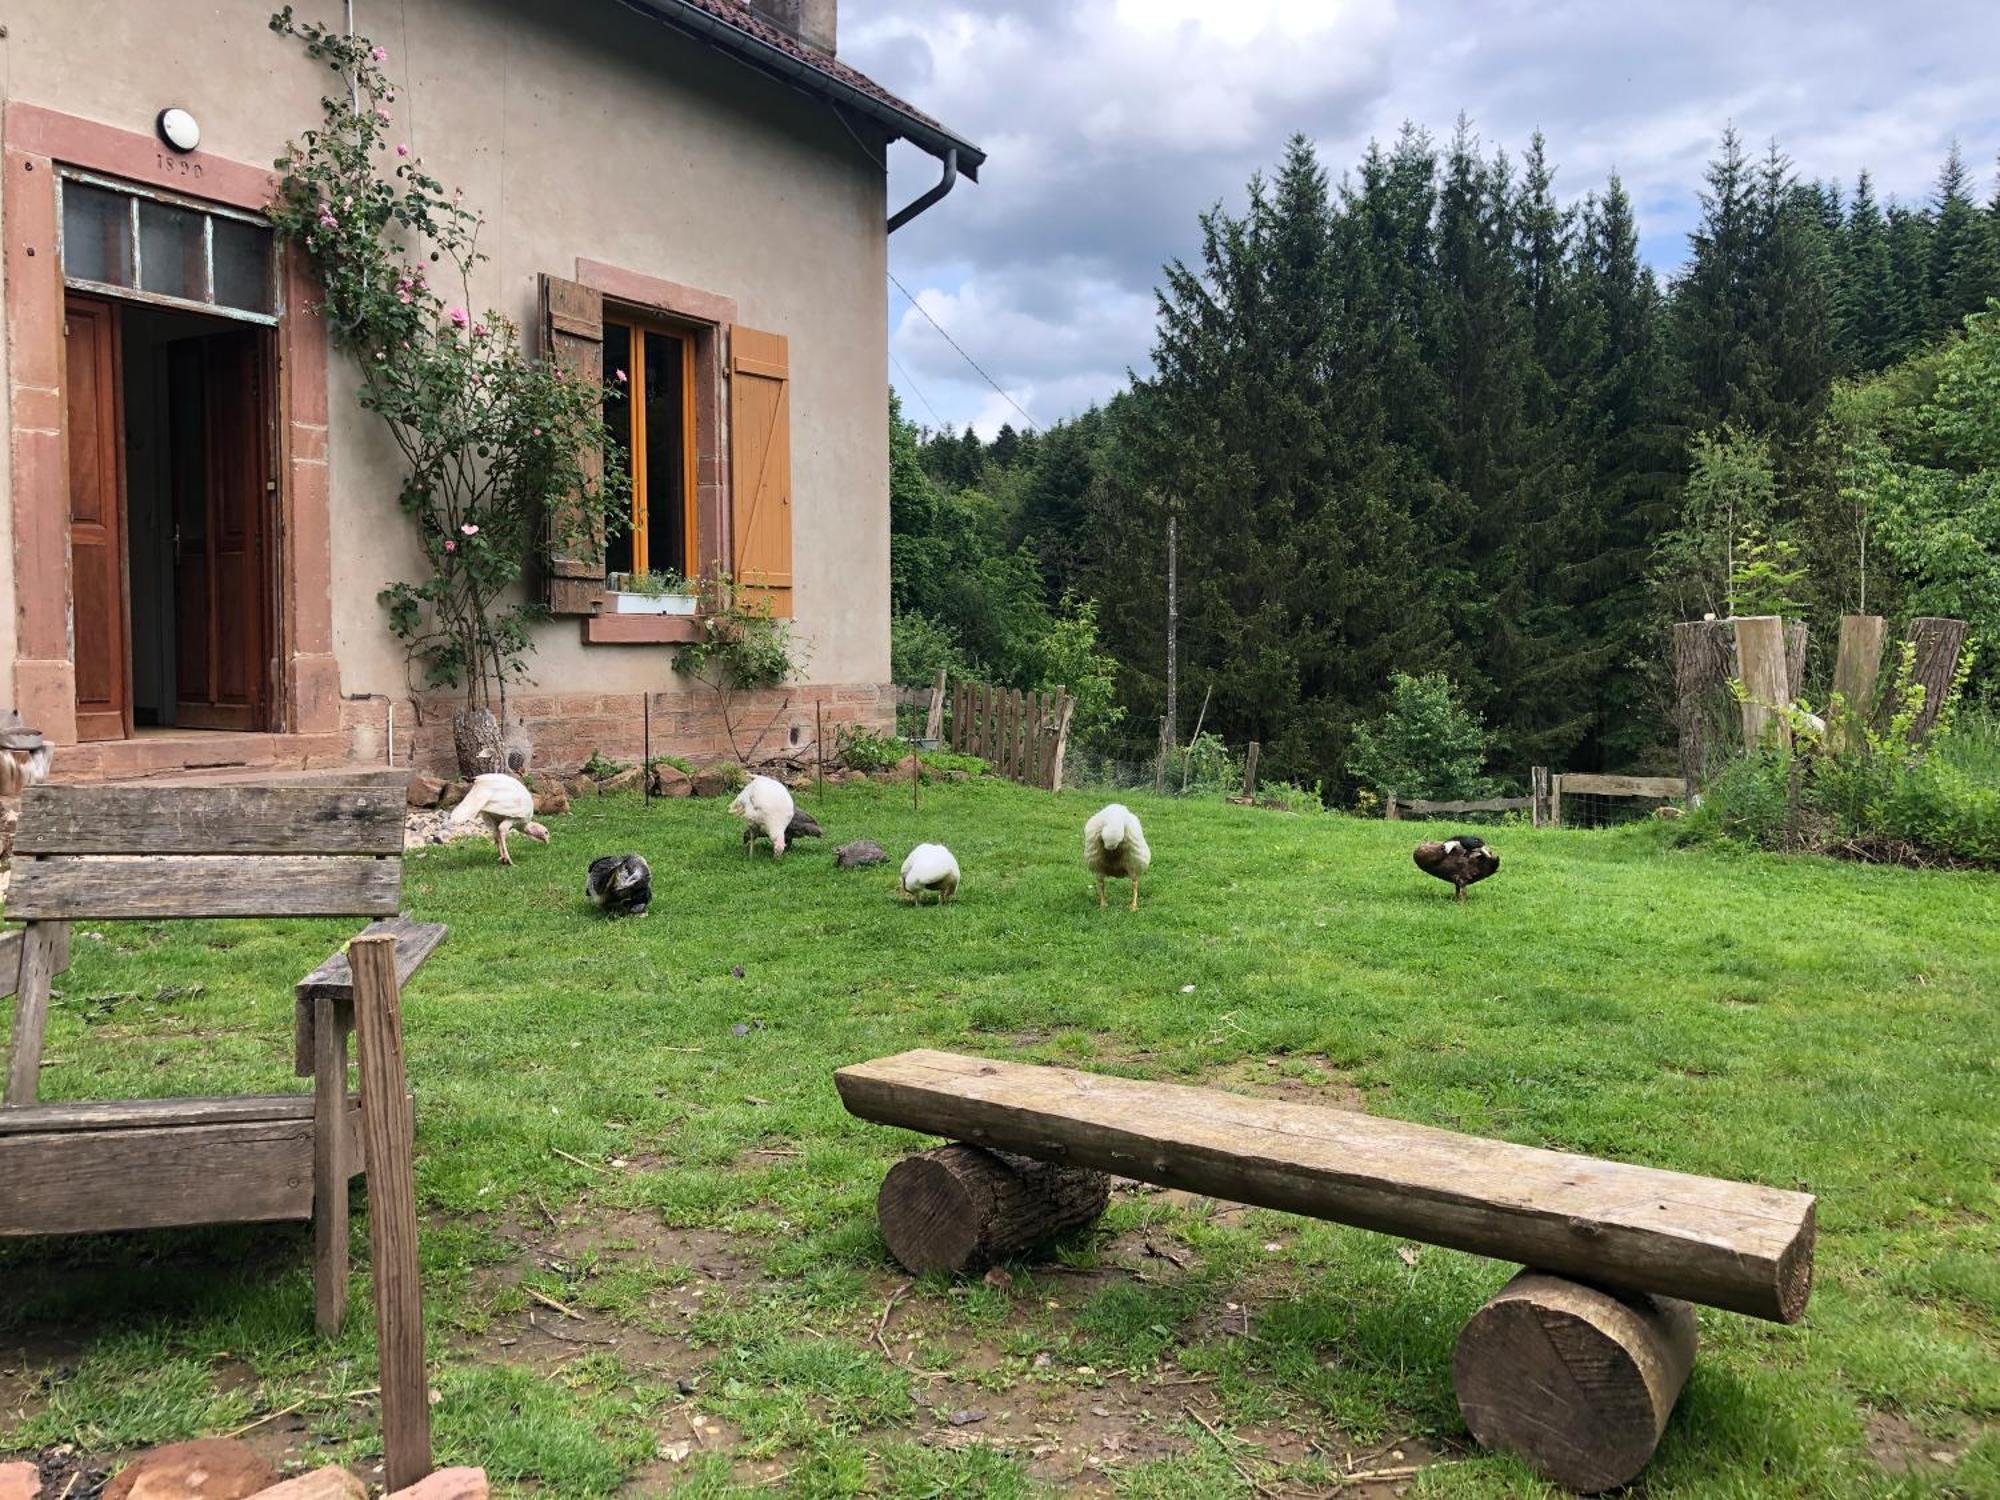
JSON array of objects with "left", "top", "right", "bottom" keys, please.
[
  {"left": 839, "top": 1050, "right": 1815, "bottom": 1495},
  {"left": 1454, "top": 1271, "right": 1697, "bottom": 1493}
]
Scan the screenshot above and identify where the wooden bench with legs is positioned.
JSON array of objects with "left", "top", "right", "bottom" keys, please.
[
  {"left": 1, "top": 773, "right": 445, "bottom": 1490},
  {"left": 836, "top": 1049, "right": 1817, "bottom": 1495}
]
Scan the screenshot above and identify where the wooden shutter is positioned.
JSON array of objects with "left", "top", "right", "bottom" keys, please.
[
  {"left": 729, "top": 326, "right": 793, "bottom": 618},
  {"left": 64, "top": 296, "right": 131, "bottom": 741},
  {"left": 539, "top": 273, "right": 606, "bottom": 615}
]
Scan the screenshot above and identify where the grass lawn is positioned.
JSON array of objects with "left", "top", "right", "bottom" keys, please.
[{"left": 3, "top": 776, "right": 1997, "bottom": 1497}]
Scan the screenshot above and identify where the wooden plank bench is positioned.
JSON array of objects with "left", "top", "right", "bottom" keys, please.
[
  {"left": 2, "top": 774, "right": 445, "bottom": 1487},
  {"left": 836, "top": 1049, "right": 1817, "bottom": 1493}
]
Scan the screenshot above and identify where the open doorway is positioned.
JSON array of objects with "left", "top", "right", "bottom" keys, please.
[{"left": 64, "top": 294, "right": 276, "bottom": 737}]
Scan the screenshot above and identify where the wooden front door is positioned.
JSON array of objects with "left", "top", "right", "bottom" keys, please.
[
  {"left": 171, "top": 328, "right": 272, "bottom": 730},
  {"left": 63, "top": 295, "right": 130, "bottom": 742}
]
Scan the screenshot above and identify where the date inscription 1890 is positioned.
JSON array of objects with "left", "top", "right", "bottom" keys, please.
[{"left": 157, "top": 154, "right": 205, "bottom": 180}]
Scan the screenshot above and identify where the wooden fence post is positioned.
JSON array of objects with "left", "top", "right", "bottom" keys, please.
[
  {"left": 1829, "top": 616, "right": 1885, "bottom": 753},
  {"left": 1896, "top": 616, "right": 1970, "bottom": 743},
  {"left": 1155, "top": 716, "right": 1170, "bottom": 794},
  {"left": 1549, "top": 775, "right": 1564, "bottom": 829},
  {"left": 1049, "top": 694, "right": 1075, "bottom": 793},
  {"left": 1734, "top": 615, "right": 1792, "bottom": 751},
  {"left": 1242, "top": 742, "right": 1260, "bottom": 800},
  {"left": 1531, "top": 766, "right": 1548, "bottom": 828},
  {"left": 925, "top": 668, "right": 947, "bottom": 745},
  {"left": 1385, "top": 792, "right": 1399, "bottom": 822},
  {"left": 349, "top": 935, "right": 433, "bottom": 1493}
]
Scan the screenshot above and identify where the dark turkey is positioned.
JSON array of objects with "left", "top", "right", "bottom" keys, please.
[
  {"left": 1412, "top": 835, "right": 1499, "bottom": 901},
  {"left": 586, "top": 854, "right": 652, "bottom": 917},
  {"left": 743, "top": 807, "right": 824, "bottom": 851},
  {"left": 834, "top": 839, "right": 888, "bottom": 869}
]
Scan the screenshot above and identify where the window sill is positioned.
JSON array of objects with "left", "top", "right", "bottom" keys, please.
[{"left": 584, "top": 612, "right": 707, "bottom": 645}]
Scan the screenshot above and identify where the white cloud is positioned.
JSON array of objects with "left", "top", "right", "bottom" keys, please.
[{"left": 846, "top": 0, "right": 2000, "bottom": 432}]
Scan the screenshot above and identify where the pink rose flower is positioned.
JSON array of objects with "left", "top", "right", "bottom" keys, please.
[
  {"left": 375, "top": 108, "right": 391, "bottom": 126},
  {"left": 531, "top": 427, "right": 542, "bottom": 437},
  {"left": 443, "top": 539, "right": 457, "bottom": 553},
  {"left": 461, "top": 523, "right": 479, "bottom": 536},
  {"left": 614, "top": 368, "right": 628, "bottom": 383},
  {"left": 370, "top": 45, "right": 388, "bottom": 62},
  {"left": 448, "top": 306, "right": 469, "bottom": 328},
  {"left": 396, "top": 143, "right": 410, "bottom": 157},
  {"left": 472, "top": 321, "right": 490, "bottom": 339}
]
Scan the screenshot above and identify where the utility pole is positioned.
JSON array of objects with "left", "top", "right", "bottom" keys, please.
[{"left": 1165, "top": 503, "right": 1179, "bottom": 749}]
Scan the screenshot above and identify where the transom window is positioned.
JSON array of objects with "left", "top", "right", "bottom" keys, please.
[
  {"left": 602, "top": 314, "right": 696, "bottom": 583},
  {"left": 57, "top": 170, "right": 278, "bottom": 325}
]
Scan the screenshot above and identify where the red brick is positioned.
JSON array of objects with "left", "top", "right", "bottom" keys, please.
[{"left": 383, "top": 1467, "right": 488, "bottom": 1500}]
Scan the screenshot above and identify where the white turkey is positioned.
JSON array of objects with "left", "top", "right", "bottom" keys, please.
[
  {"left": 729, "top": 774, "right": 797, "bottom": 859},
  {"left": 448, "top": 772, "right": 550, "bottom": 865},
  {"left": 1084, "top": 802, "right": 1151, "bottom": 911},
  {"left": 899, "top": 843, "right": 960, "bottom": 904}
]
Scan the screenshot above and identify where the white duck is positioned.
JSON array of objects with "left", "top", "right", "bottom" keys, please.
[
  {"left": 448, "top": 772, "right": 550, "bottom": 865},
  {"left": 730, "top": 774, "right": 796, "bottom": 859},
  {"left": 899, "top": 843, "right": 960, "bottom": 904},
  {"left": 1084, "top": 802, "right": 1151, "bottom": 911}
]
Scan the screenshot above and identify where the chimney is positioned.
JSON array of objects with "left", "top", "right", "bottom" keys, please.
[{"left": 745, "top": 0, "right": 837, "bottom": 56}]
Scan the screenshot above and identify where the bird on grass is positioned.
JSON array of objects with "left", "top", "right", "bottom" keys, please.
[
  {"left": 586, "top": 854, "right": 652, "bottom": 917},
  {"left": 744, "top": 806, "right": 824, "bottom": 854},
  {"left": 448, "top": 773, "right": 550, "bottom": 865},
  {"left": 729, "top": 774, "right": 798, "bottom": 858},
  {"left": 899, "top": 843, "right": 960, "bottom": 904},
  {"left": 1084, "top": 802, "right": 1151, "bottom": 911},
  {"left": 1413, "top": 834, "right": 1500, "bottom": 901}
]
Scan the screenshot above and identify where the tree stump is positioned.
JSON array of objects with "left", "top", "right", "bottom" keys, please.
[
  {"left": 877, "top": 1144, "right": 1109, "bottom": 1276},
  {"left": 452, "top": 708, "right": 503, "bottom": 781},
  {"left": 1453, "top": 1271, "right": 1698, "bottom": 1494}
]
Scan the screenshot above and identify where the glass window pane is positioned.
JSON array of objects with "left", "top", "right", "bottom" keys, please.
[
  {"left": 139, "top": 199, "right": 207, "bottom": 301},
  {"left": 61, "top": 182, "right": 134, "bottom": 287},
  {"left": 212, "top": 217, "right": 274, "bottom": 314},
  {"left": 643, "top": 330, "right": 689, "bottom": 579},
  {"left": 601, "top": 322, "right": 635, "bottom": 578}
]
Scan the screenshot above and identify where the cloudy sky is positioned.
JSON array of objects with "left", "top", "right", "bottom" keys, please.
[{"left": 839, "top": 0, "right": 2000, "bottom": 437}]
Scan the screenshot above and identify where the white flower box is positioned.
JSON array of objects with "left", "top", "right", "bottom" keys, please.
[{"left": 610, "top": 591, "right": 699, "bottom": 616}]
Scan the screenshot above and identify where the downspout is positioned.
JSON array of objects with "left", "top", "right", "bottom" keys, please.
[{"left": 887, "top": 147, "right": 957, "bottom": 235}]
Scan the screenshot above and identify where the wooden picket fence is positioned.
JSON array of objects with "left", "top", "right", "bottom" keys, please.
[{"left": 948, "top": 679, "right": 1076, "bottom": 791}]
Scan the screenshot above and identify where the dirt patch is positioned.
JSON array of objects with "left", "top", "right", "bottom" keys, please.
[
  {"left": 1864, "top": 1408, "right": 1968, "bottom": 1475},
  {"left": 1206, "top": 1055, "right": 1369, "bottom": 1111}
]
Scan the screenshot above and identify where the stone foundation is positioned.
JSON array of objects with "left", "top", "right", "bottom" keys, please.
[
  {"left": 39, "top": 682, "right": 894, "bottom": 784},
  {"left": 348, "top": 681, "right": 897, "bottom": 778}
]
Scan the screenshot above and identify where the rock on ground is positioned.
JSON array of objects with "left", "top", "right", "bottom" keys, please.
[
  {"left": 0, "top": 1461, "right": 39, "bottom": 1500},
  {"left": 103, "top": 1440, "right": 277, "bottom": 1500},
  {"left": 248, "top": 1469, "right": 366, "bottom": 1500},
  {"left": 649, "top": 765, "right": 693, "bottom": 797},
  {"left": 383, "top": 1468, "right": 489, "bottom": 1500},
  {"left": 689, "top": 770, "right": 731, "bottom": 798},
  {"left": 405, "top": 773, "right": 445, "bottom": 809}
]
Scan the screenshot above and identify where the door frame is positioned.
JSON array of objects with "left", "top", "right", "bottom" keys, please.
[{"left": 4, "top": 101, "right": 341, "bottom": 750}]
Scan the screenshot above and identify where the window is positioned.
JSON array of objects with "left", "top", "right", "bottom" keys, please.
[
  {"left": 601, "top": 315, "right": 696, "bottom": 582},
  {"left": 57, "top": 171, "right": 277, "bottom": 323}
]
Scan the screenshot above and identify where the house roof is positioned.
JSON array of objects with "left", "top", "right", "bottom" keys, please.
[{"left": 613, "top": 0, "right": 985, "bottom": 181}]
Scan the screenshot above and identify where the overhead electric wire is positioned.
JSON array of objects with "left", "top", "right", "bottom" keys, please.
[
  {"left": 888, "top": 348, "right": 949, "bottom": 433},
  {"left": 887, "top": 269, "right": 1041, "bottom": 433}
]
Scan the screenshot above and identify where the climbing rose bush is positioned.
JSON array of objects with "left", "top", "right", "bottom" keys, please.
[{"left": 266, "top": 8, "right": 626, "bottom": 711}]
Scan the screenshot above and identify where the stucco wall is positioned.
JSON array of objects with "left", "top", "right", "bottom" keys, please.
[{"left": 0, "top": 0, "right": 893, "bottom": 720}]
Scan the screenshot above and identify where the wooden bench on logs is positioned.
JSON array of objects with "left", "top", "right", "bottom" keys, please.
[
  {"left": 836, "top": 1049, "right": 1817, "bottom": 1495},
  {"left": 1, "top": 773, "right": 445, "bottom": 1491}
]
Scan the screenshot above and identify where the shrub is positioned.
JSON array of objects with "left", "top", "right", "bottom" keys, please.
[
  {"left": 839, "top": 730, "right": 911, "bottom": 772},
  {"left": 1676, "top": 709, "right": 2000, "bottom": 867},
  {"left": 917, "top": 749, "right": 989, "bottom": 777},
  {"left": 1346, "top": 672, "right": 1493, "bottom": 802},
  {"left": 1164, "top": 732, "right": 1241, "bottom": 795}
]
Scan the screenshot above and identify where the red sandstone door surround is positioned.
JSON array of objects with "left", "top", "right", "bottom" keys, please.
[{"left": 4, "top": 101, "right": 339, "bottom": 759}]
